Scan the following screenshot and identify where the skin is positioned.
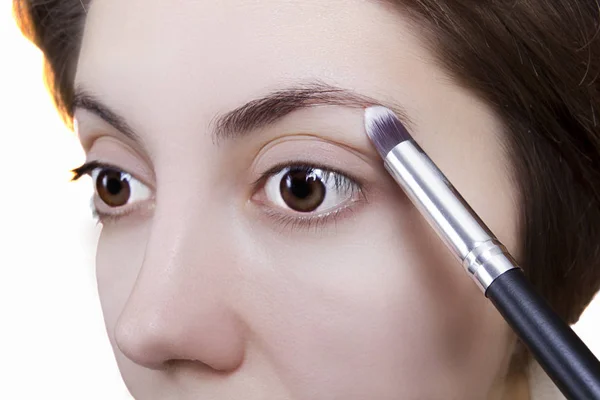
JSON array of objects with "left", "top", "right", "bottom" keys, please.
[{"left": 73, "top": 0, "right": 526, "bottom": 398}]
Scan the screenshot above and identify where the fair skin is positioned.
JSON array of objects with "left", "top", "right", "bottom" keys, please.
[{"left": 73, "top": 0, "right": 526, "bottom": 398}]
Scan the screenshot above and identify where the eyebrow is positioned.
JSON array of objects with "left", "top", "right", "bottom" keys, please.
[
  {"left": 73, "top": 89, "right": 142, "bottom": 144},
  {"left": 72, "top": 81, "right": 410, "bottom": 145}
]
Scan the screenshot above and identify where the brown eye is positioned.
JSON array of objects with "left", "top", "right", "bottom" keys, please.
[
  {"left": 91, "top": 168, "right": 151, "bottom": 208},
  {"left": 96, "top": 169, "right": 131, "bottom": 207},
  {"left": 261, "top": 166, "right": 359, "bottom": 215},
  {"left": 280, "top": 170, "right": 326, "bottom": 212}
]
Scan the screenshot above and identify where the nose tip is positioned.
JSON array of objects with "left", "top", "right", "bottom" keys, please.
[{"left": 114, "top": 304, "right": 246, "bottom": 372}]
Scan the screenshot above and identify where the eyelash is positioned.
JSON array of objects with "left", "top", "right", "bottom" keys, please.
[
  {"left": 260, "top": 206, "right": 358, "bottom": 232},
  {"left": 72, "top": 160, "right": 118, "bottom": 181},
  {"left": 71, "top": 161, "right": 366, "bottom": 229}
]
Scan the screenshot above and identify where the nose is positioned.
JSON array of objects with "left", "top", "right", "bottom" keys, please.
[{"left": 113, "top": 212, "right": 247, "bottom": 372}]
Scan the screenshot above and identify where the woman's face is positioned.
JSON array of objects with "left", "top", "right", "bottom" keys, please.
[{"left": 74, "top": 0, "right": 520, "bottom": 398}]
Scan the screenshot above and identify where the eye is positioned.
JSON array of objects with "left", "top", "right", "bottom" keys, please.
[
  {"left": 90, "top": 167, "right": 151, "bottom": 208},
  {"left": 261, "top": 165, "right": 360, "bottom": 214},
  {"left": 71, "top": 161, "right": 152, "bottom": 222}
]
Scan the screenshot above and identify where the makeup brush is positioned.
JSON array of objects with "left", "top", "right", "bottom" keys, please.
[{"left": 364, "top": 106, "right": 600, "bottom": 400}]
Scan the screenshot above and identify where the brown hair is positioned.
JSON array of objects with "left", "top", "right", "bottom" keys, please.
[
  {"left": 13, "top": 0, "right": 600, "bottom": 327},
  {"left": 393, "top": 0, "right": 600, "bottom": 324}
]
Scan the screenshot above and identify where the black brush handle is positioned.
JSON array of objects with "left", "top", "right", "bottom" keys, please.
[{"left": 486, "top": 268, "right": 600, "bottom": 400}]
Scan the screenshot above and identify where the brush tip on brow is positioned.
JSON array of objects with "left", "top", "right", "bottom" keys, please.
[{"left": 364, "top": 106, "right": 412, "bottom": 157}]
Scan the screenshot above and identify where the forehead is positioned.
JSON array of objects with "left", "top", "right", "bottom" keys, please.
[{"left": 75, "top": 0, "right": 429, "bottom": 115}]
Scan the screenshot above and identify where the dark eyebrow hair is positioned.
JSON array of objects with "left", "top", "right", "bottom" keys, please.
[
  {"left": 72, "top": 81, "right": 410, "bottom": 145},
  {"left": 210, "top": 82, "right": 409, "bottom": 142},
  {"left": 72, "top": 89, "right": 142, "bottom": 144}
]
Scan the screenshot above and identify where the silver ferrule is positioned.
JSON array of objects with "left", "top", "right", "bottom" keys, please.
[{"left": 384, "top": 140, "right": 518, "bottom": 292}]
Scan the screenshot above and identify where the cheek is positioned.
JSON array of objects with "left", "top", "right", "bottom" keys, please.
[{"left": 242, "top": 197, "right": 512, "bottom": 397}]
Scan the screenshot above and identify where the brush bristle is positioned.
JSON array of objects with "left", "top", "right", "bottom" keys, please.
[{"left": 364, "top": 106, "right": 412, "bottom": 157}]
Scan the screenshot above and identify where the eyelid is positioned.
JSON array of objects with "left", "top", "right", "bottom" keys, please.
[
  {"left": 80, "top": 133, "right": 156, "bottom": 186},
  {"left": 250, "top": 135, "right": 382, "bottom": 200},
  {"left": 72, "top": 160, "right": 155, "bottom": 190},
  {"left": 252, "top": 160, "right": 367, "bottom": 190}
]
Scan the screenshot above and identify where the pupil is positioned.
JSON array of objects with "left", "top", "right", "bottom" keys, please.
[
  {"left": 290, "top": 176, "right": 313, "bottom": 199},
  {"left": 280, "top": 169, "right": 326, "bottom": 212},
  {"left": 107, "top": 178, "right": 122, "bottom": 195}
]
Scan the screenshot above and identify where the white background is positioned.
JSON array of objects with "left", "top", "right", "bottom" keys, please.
[{"left": 1, "top": 2, "right": 598, "bottom": 398}]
